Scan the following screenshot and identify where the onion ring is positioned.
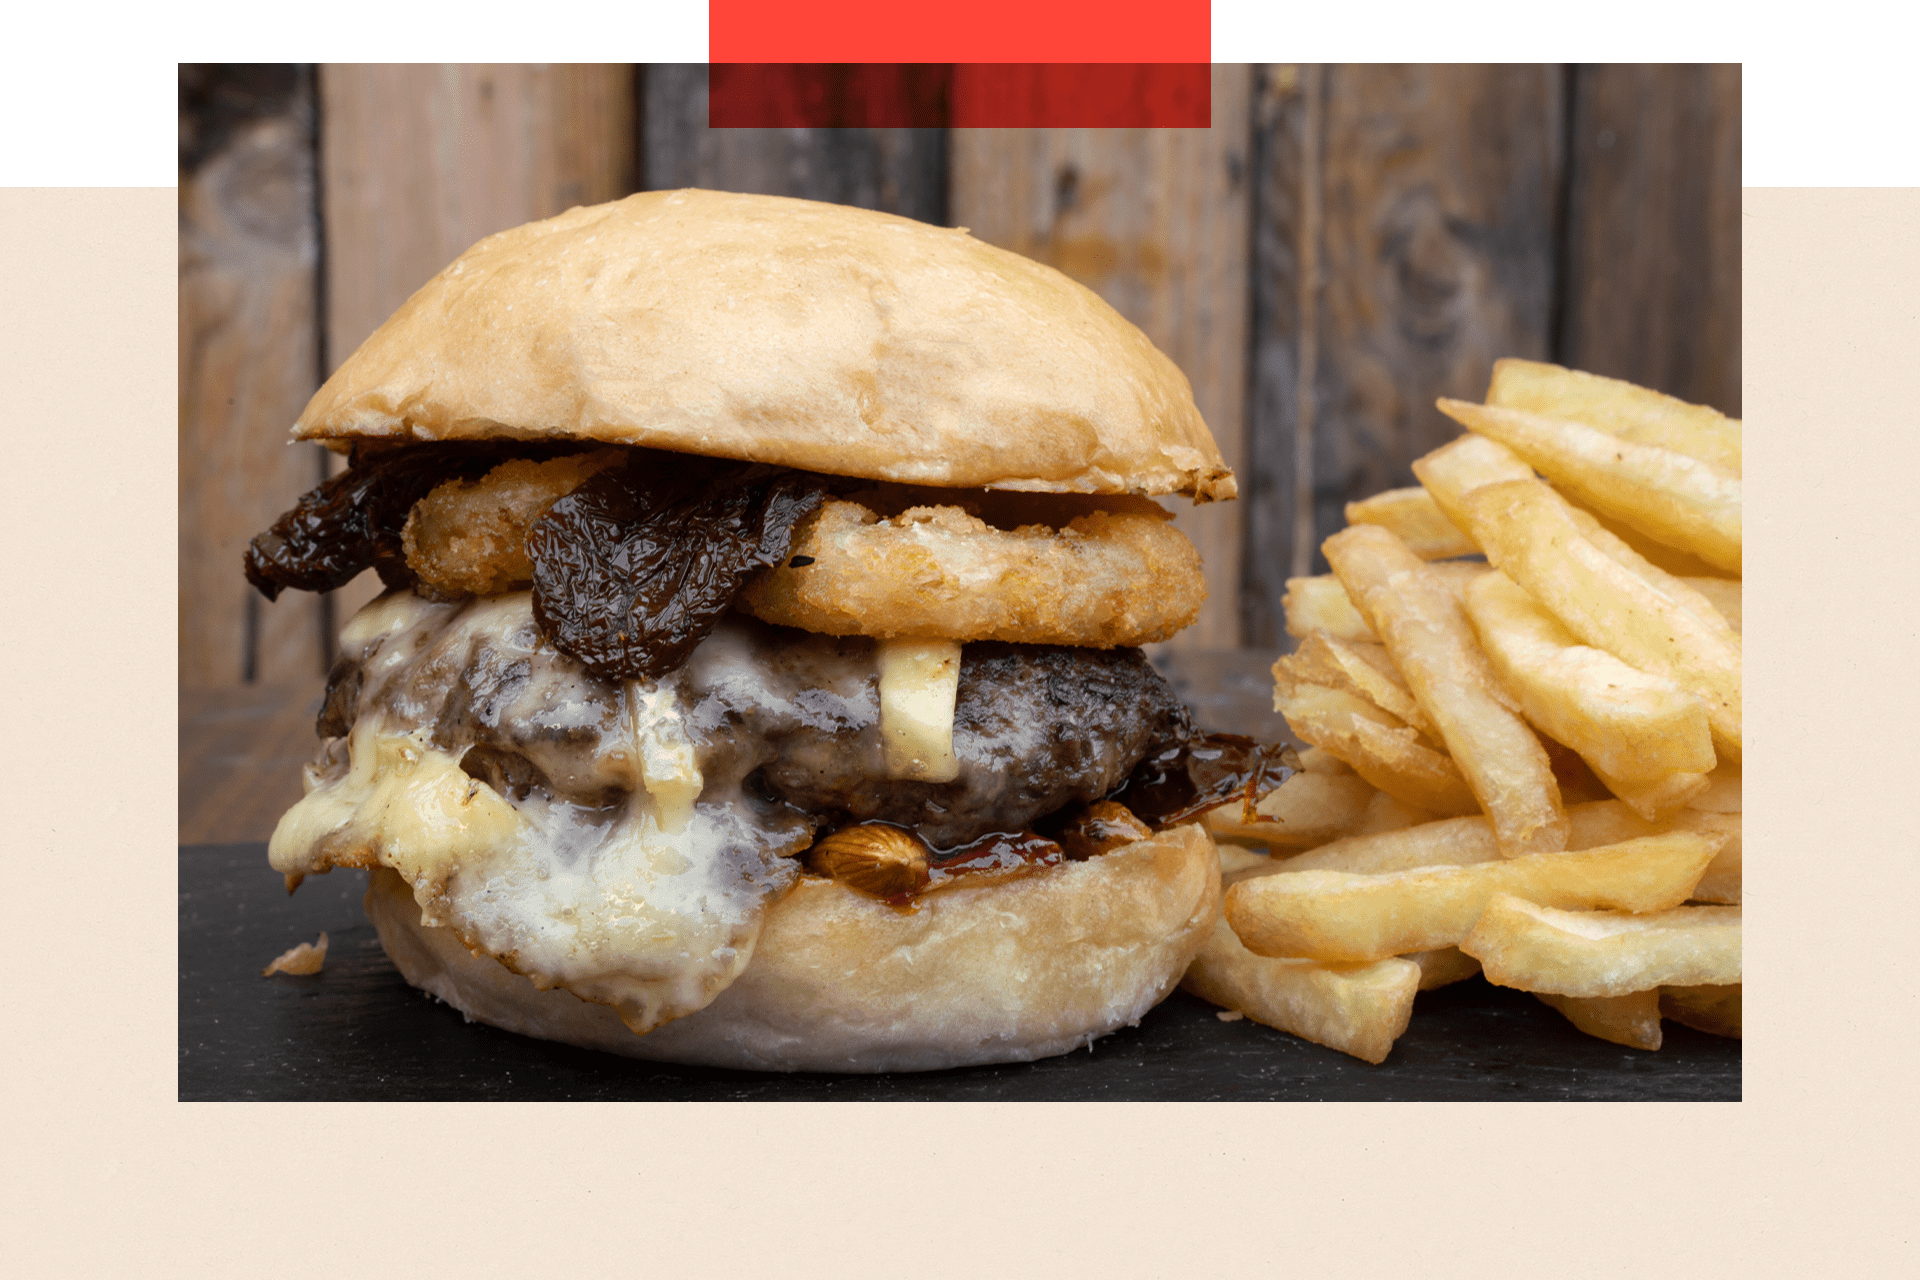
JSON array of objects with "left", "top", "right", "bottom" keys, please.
[{"left": 736, "top": 498, "right": 1205, "bottom": 647}]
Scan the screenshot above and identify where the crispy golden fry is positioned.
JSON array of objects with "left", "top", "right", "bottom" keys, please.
[
  {"left": 1559, "top": 802, "right": 1739, "bottom": 904},
  {"left": 1680, "top": 577, "right": 1741, "bottom": 633},
  {"left": 1660, "top": 983, "right": 1742, "bottom": 1038},
  {"left": 1412, "top": 432, "right": 1538, "bottom": 541},
  {"left": 1217, "top": 844, "right": 1276, "bottom": 877},
  {"left": 1347, "top": 791, "right": 1439, "bottom": 837},
  {"left": 1282, "top": 565, "right": 1492, "bottom": 644},
  {"left": 1597, "top": 769, "right": 1711, "bottom": 822},
  {"left": 1344, "top": 486, "right": 1478, "bottom": 559},
  {"left": 1560, "top": 504, "right": 1739, "bottom": 640},
  {"left": 1282, "top": 574, "right": 1375, "bottom": 642},
  {"left": 1570, "top": 503, "right": 1729, "bottom": 578},
  {"left": 1462, "top": 479, "right": 1742, "bottom": 761},
  {"left": 1534, "top": 989, "right": 1663, "bottom": 1050},
  {"left": 1461, "top": 896, "right": 1741, "bottom": 998},
  {"left": 1462, "top": 570, "right": 1715, "bottom": 787},
  {"left": 1280, "top": 811, "right": 1507, "bottom": 875},
  {"left": 1279, "top": 630, "right": 1436, "bottom": 737},
  {"left": 1324, "top": 525, "right": 1567, "bottom": 856},
  {"left": 1225, "top": 832, "right": 1723, "bottom": 963},
  {"left": 1270, "top": 681, "right": 1479, "bottom": 816},
  {"left": 1408, "top": 946, "right": 1482, "bottom": 991},
  {"left": 1683, "top": 812, "right": 1741, "bottom": 904},
  {"left": 1688, "top": 763, "right": 1741, "bottom": 814},
  {"left": 1276, "top": 796, "right": 1719, "bottom": 881},
  {"left": 1181, "top": 916, "right": 1421, "bottom": 1064},
  {"left": 1486, "top": 358, "right": 1741, "bottom": 476},
  {"left": 1438, "top": 398, "right": 1741, "bottom": 573},
  {"left": 1298, "top": 745, "right": 1355, "bottom": 776},
  {"left": 1204, "top": 768, "right": 1378, "bottom": 850}
]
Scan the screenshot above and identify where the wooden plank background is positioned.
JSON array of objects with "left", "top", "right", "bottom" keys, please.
[{"left": 180, "top": 62, "right": 1740, "bottom": 694}]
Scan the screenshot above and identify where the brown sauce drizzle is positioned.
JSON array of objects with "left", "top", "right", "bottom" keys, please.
[{"left": 1104, "top": 733, "right": 1302, "bottom": 829}]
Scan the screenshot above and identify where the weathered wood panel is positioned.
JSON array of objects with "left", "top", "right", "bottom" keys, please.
[
  {"left": 949, "top": 63, "right": 1254, "bottom": 650},
  {"left": 1559, "top": 64, "right": 1741, "bottom": 416},
  {"left": 1243, "top": 65, "right": 1565, "bottom": 647},
  {"left": 178, "top": 65, "right": 328, "bottom": 686},
  {"left": 317, "top": 63, "right": 639, "bottom": 635},
  {"left": 644, "top": 64, "right": 947, "bottom": 223}
]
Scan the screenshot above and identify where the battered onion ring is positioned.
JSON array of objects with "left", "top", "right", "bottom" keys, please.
[
  {"left": 736, "top": 498, "right": 1206, "bottom": 647},
  {"left": 402, "top": 449, "right": 624, "bottom": 597}
]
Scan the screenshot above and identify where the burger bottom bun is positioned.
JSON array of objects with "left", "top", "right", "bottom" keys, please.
[{"left": 364, "top": 822, "right": 1222, "bottom": 1073}]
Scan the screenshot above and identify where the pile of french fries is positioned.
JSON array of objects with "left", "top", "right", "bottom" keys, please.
[{"left": 1183, "top": 359, "right": 1741, "bottom": 1062}]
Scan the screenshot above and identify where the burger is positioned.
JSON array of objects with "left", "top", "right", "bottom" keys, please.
[{"left": 245, "top": 189, "right": 1291, "bottom": 1072}]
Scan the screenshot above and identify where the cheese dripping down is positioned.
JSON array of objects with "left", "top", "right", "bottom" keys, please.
[
  {"left": 875, "top": 637, "right": 963, "bottom": 782},
  {"left": 266, "top": 592, "right": 809, "bottom": 1036}
]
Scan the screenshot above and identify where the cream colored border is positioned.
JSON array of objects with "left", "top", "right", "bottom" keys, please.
[{"left": 8, "top": 177, "right": 1917, "bottom": 1273}]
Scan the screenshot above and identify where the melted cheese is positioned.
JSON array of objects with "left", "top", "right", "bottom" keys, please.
[
  {"left": 875, "top": 637, "right": 962, "bottom": 782},
  {"left": 267, "top": 592, "right": 798, "bottom": 1034}
]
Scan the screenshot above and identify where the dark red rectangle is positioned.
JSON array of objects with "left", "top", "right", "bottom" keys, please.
[
  {"left": 707, "top": 64, "right": 952, "bottom": 129},
  {"left": 707, "top": 64, "right": 1212, "bottom": 129},
  {"left": 950, "top": 64, "right": 1210, "bottom": 128},
  {"left": 708, "top": 0, "right": 1210, "bottom": 63}
]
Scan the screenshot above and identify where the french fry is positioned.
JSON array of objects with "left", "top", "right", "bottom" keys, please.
[
  {"left": 1324, "top": 525, "right": 1567, "bottom": 856},
  {"left": 1680, "top": 577, "right": 1741, "bottom": 633},
  {"left": 1270, "top": 680, "right": 1479, "bottom": 816},
  {"left": 1408, "top": 946, "right": 1482, "bottom": 991},
  {"left": 1279, "top": 811, "right": 1507, "bottom": 875},
  {"left": 1597, "top": 769, "right": 1711, "bottom": 822},
  {"left": 1225, "top": 832, "right": 1723, "bottom": 963},
  {"left": 1412, "top": 432, "right": 1537, "bottom": 541},
  {"left": 1461, "top": 570, "right": 1716, "bottom": 786},
  {"left": 1560, "top": 504, "right": 1739, "bottom": 640},
  {"left": 1438, "top": 398, "right": 1741, "bottom": 573},
  {"left": 1534, "top": 989, "right": 1663, "bottom": 1051},
  {"left": 1298, "top": 745, "right": 1355, "bottom": 776},
  {"left": 1660, "top": 983, "right": 1742, "bottom": 1038},
  {"left": 1415, "top": 430, "right": 1726, "bottom": 579},
  {"left": 1568, "top": 502, "right": 1730, "bottom": 579},
  {"left": 1181, "top": 916, "right": 1421, "bottom": 1064},
  {"left": 1462, "top": 478, "right": 1742, "bottom": 761},
  {"left": 1344, "top": 486, "right": 1478, "bottom": 559},
  {"left": 1460, "top": 895, "right": 1741, "bottom": 998},
  {"left": 1688, "top": 763, "right": 1741, "bottom": 814},
  {"left": 1683, "top": 812, "right": 1741, "bottom": 904},
  {"left": 1204, "top": 768, "right": 1378, "bottom": 849},
  {"left": 1280, "top": 630, "right": 1436, "bottom": 737},
  {"left": 1283, "top": 565, "right": 1492, "bottom": 645},
  {"left": 1283, "top": 574, "right": 1375, "bottom": 642},
  {"left": 1217, "top": 844, "right": 1275, "bottom": 877},
  {"left": 1346, "top": 791, "right": 1438, "bottom": 837},
  {"left": 1486, "top": 358, "right": 1741, "bottom": 476}
]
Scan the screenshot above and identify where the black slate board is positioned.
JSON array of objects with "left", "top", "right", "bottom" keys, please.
[{"left": 181, "top": 843, "right": 1739, "bottom": 1101}]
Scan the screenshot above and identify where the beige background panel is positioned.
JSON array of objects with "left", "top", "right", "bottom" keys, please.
[{"left": 8, "top": 112, "right": 1908, "bottom": 1280}]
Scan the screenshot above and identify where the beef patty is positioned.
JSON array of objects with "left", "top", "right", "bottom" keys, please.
[{"left": 317, "top": 597, "right": 1192, "bottom": 851}]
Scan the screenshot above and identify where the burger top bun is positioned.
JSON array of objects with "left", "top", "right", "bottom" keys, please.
[{"left": 295, "top": 189, "right": 1235, "bottom": 501}]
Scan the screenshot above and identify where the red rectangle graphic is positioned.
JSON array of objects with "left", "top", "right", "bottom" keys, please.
[{"left": 707, "top": 0, "right": 1211, "bottom": 63}]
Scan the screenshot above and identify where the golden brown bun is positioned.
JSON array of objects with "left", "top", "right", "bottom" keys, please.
[
  {"left": 364, "top": 822, "right": 1222, "bottom": 1073},
  {"left": 296, "top": 189, "right": 1234, "bottom": 501}
]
